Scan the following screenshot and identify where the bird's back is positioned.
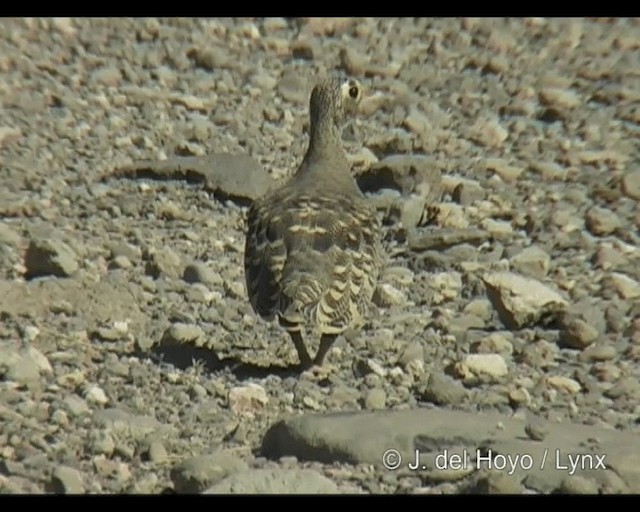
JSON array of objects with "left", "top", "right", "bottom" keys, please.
[{"left": 245, "top": 177, "right": 381, "bottom": 334}]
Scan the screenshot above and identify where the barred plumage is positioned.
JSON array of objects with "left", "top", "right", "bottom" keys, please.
[{"left": 244, "top": 76, "right": 383, "bottom": 370}]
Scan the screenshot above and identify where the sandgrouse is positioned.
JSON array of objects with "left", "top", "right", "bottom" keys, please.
[{"left": 244, "top": 76, "right": 383, "bottom": 371}]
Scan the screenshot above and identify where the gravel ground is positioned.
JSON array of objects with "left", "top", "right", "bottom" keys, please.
[{"left": 1, "top": 17, "right": 640, "bottom": 494}]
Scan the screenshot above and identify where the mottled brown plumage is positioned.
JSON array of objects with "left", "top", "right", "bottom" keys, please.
[{"left": 244, "top": 76, "right": 383, "bottom": 369}]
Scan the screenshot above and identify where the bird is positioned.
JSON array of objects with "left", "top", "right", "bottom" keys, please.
[{"left": 244, "top": 75, "right": 383, "bottom": 372}]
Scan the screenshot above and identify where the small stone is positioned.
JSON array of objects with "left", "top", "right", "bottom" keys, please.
[
  {"left": 183, "top": 262, "right": 222, "bottom": 286},
  {"left": 556, "top": 475, "right": 599, "bottom": 494},
  {"left": 585, "top": 206, "right": 622, "bottom": 236},
  {"left": 621, "top": 168, "right": 640, "bottom": 200},
  {"left": 161, "top": 323, "right": 206, "bottom": 347},
  {"left": 418, "top": 372, "right": 466, "bottom": 405},
  {"left": 471, "top": 333, "right": 514, "bottom": 356},
  {"left": 89, "top": 430, "right": 116, "bottom": 456},
  {"left": 468, "top": 117, "right": 508, "bottom": 148},
  {"left": 147, "top": 440, "right": 168, "bottom": 465},
  {"left": 363, "top": 388, "right": 386, "bottom": 410},
  {"left": 476, "top": 472, "right": 524, "bottom": 494},
  {"left": 25, "top": 237, "right": 79, "bottom": 278},
  {"left": 483, "top": 272, "right": 568, "bottom": 329},
  {"left": 85, "top": 385, "right": 109, "bottom": 405},
  {"left": 398, "top": 342, "right": 425, "bottom": 368},
  {"left": 545, "top": 375, "right": 581, "bottom": 395},
  {"left": 508, "top": 387, "right": 531, "bottom": 407},
  {"left": 524, "top": 420, "right": 548, "bottom": 441},
  {"left": 145, "top": 247, "right": 182, "bottom": 279},
  {"left": 62, "top": 395, "right": 90, "bottom": 417},
  {"left": 603, "top": 377, "right": 640, "bottom": 400},
  {"left": 204, "top": 467, "right": 339, "bottom": 494},
  {"left": 171, "top": 451, "right": 248, "bottom": 493},
  {"left": 452, "top": 181, "right": 486, "bottom": 205},
  {"left": 578, "top": 344, "right": 617, "bottom": 363},
  {"left": 454, "top": 354, "right": 508, "bottom": 383},
  {"left": 372, "top": 283, "right": 407, "bottom": 307},
  {"left": 561, "top": 318, "right": 599, "bottom": 350},
  {"left": 510, "top": 246, "right": 551, "bottom": 280},
  {"left": 463, "top": 299, "right": 493, "bottom": 321},
  {"left": 228, "top": 383, "right": 269, "bottom": 415},
  {"left": 91, "top": 67, "right": 122, "bottom": 87},
  {"left": 49, "top": 465, "right": 84, "bottom": 494},
  {"left": 606, "top": 273, "right": 640, "bottom": 300},
  {"left": 539, "top": 87, "right": 581, "bottom": 109},
  {"left": 428, "top": 272, "right": 463, "bottom": 304},
  {"left": 483, "top": 158, "right": 523, "bottom": 182}
]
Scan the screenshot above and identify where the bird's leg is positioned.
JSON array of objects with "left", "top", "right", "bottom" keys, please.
[
  {"left": 288, "top": 330, "right": 312, "bottom": 369},
  {"left": 313, "top": 333, "right": 338, "bottom": 366}
]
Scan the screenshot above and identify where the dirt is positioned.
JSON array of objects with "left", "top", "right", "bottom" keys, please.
[{"left": 1, "top": 17, "right": 639, "bottom": 494}]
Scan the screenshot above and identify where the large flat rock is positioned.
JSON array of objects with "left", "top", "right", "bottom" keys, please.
[{"left": 262, "top": 408, "right": 640, "bottom": 493}]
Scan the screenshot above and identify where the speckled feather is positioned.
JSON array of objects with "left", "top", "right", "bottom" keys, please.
[{"left": 244, "top": 76, "right": 383, "bottom": 338}]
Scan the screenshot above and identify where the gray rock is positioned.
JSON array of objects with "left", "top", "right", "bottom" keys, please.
[
  {"left": 0, "top": 345, "right": 45, "bottom": 386},
  {"left": 474, "top": 472, "right": 524, "bottom": 494},
  {"left": 48, "top": 465, "right": 85, "bottom": 494},
  {"left": 277, "top": 70, "right": 308, "bottom": 104},
  {"left": 146, "top": 440, "right": 168, "bottom": 465},
  {"left": 88, "top": 430, "right": 115, "bottom": 456},
  {"left": 0, "top": 222, "right": 22, "bottom": 247},
  {"left": 452, "top": 181, "right": 486, "bottom": 205},
  {"left": 183, "top": 262, "right": 222, "bottom": 286},
  {"left": 555, "top": 475, "right": 600, "bottom": 494},
  {"left": 204, "top": 468, "right": 338, "bottom": 494},
  {"left": 408, "top": 228, "right": 490, "bottom": 252},
  {"left": 358, "top": 154, "right": 443, "bottom": 199},
  {"left": 454, "top": 354, "right": 508, "bottom": 383},
  {"left": 606, "top": 273, "right": 640, "bottom": 300},
  {"left": 93, "top": 408, "right": 168, "bottom": 440},
  {"left": 621, "top": 167, "right": 640, "bottom": 200},
  {"left": 25, "top": 237, "right": 79, "bottom": 279},
  {"left": 525, "top": 419, "right": 549, "bottom": 441},
  {"left": 483, "top": 272, "right": 568, "bottom": 329},
  {"left": 91, "top": 66, "right": 122, "bottom": 87},
  {"left": 161, "top": 323, "right": 206, "bottom": 347},
  {"left": 417, "top": 372, "right": 466, "bottom": 405},
  {"left": 578, "top": 344, "right": 617, "bottom": 363},
  {"left": 144, "top": 247, "right": 182, "bottom": 279},
  {"left": 510, "top": 246, "right": 551, "bottom": 280},
  {"left": 262, "top": 408, "right": 640, "bottom": 492},
  {"left": 561, "top": 317, "right": 599, "bottom": 350},
  {"left": 585, "top": 206, "right": 622, "bottom": 236},
  {"left": 363, "top": 388, "right": 386, "bottom": 410},
  {"left": 171, "top": 451, "right": 248, "bottom": 493},
  {"left": 62, "top": 395, "right": 91, "bottom": 417},
  {"left": 115, "top": 154, "right": 271, "bottom": 204}
]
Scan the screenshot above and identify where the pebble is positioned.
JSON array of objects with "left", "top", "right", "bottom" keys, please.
[
  {"left": 363, "top": 388, "right": 387, "bottom": 410},
  {"left": 171, "top": 451, "right": 248, "bottom": 493},
  {"left": 228, "top": 383, "right": 269, "bottom": 415},
  {"left": 621, "top": 168, "right": 640, "bottom": 200},
  {"left": 49, "top": 465, "right": 85, "bottom": 494},
  {"left": 454, "top": 354, "right": 508, "bottom": 383},
  {"left": 483, "top": 272, "right": 568, "bottom": 329},
  {"left": 545, "top": 375, "right": 581, "bottom": 395},
  {"left": 418, "top": 372, "right": 466, "bottom": 405},
  {"left": 509, "top": 246, "right": 551, "bottom": 280},
  {"left": 24, "top": 237, "right": 79, "bottom": 278},
  {"left": 561, "top": 317, "right": 599, "bottom": 350},
  {"left": 585, "top": 206, "right": 622, "bottom": 236},
  {"left": 606, "top": 273, "right": 640, "bottom": 300}
]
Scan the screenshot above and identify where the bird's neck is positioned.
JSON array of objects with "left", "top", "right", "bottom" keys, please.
[{"left": 305, "top": 116, "right": 342, "bottom": 158}]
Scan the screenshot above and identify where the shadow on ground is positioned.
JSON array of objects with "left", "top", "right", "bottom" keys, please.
[{"left": 141, "top": 343, "right": 304, "bottom": 380}]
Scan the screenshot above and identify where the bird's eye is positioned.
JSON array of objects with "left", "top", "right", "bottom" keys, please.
[{"left": 348, "top": 85, "right": 359, "bottom": 99}]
